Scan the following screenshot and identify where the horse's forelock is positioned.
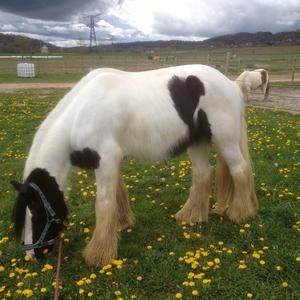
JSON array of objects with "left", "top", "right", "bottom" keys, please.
[{"left": 12, "top": 193, "right": 29, "bottom": 241}]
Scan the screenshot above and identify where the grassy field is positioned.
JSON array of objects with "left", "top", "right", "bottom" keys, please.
[
  {"left": 0, "top": 45, "right": 300, "bottom": 82},
  {"left": 0, "top": 89, "right": 299, "bottom": 299}
]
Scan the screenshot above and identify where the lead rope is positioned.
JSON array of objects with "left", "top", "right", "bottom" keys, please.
[{"left": 54, "top": 238, "right": 63, "bottom": 300}]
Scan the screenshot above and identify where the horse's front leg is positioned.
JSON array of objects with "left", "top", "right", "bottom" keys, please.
[
  {"left": 175, "top": 143, "right": 211, "bottom": 224},
  {"left": 83, "top": 148, "right": 122, "bottom": 267},
  {"left": 116, "top": 178, "right": 134, "bottom": 231}
]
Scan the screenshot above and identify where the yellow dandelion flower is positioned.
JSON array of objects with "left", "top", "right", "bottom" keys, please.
[
  {"left": 76, "top": 280, "right": 84, "bottom": 286},
  {"left": 0, "top": 266, "right": 5, "bottom": 272},
  {"left": 238, "top": 264, "right": 247, "bottom": 269},
  {"left": 88, "top": 292, "right": 93, "bottom": 297},
  {"left": 282, "top": 282, "right": 288, "bottom": 288},
  {"left": 102, "top": 264, "right": 112, "bottom": 270},
  {"left": 203, "top": 278, "right": 211, "bottom": 284},
  {"left": 24, "top": 255, "right": 31, "bottom": 261},
  {"left": 175, "top": 292, "right": 183, "bottom": 299},
  {"left": 22, "top": 289, "right": 33, "bottom": 297},
  {"left": 137, "top": 276, "right": 143, "bottom": 281},
  {"left": 192, "top": 290, "right": 199, "bottom": 296},
  {"left": 41, "top": 287, "right": 47, "bottom": 293},
  {"left": 259, "top": 260, "right": 266, "bottom": 265},
  {"left": 112, "top": 259, "right": 123, "bottom": 266},
  {"left": 247, "top": 292, "right": 253, "bottom": 298},
  {"left": 214, "top": 258, "right": 221, "bottom": 264}
]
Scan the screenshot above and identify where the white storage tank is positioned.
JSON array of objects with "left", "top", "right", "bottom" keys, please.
[{"left": 17, "top": 63, "right": 36, "bottom": 78}]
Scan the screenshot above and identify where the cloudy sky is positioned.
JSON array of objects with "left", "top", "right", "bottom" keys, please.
[{"left": 0, "top": 0, "right": 299, "bottom": 47}]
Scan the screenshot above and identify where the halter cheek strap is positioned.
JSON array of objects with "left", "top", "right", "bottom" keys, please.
[{"left": 23, "top": 183, "right": 62, "bottom": 251}]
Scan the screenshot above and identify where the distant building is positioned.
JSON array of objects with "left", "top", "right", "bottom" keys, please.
[{"left": 41, "top": 45, "right": 49, "bottom": 53}]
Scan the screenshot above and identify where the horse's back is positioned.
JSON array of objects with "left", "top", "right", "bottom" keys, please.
[{"left": 69, "top": 65, "right": 242, "bottom": 159}]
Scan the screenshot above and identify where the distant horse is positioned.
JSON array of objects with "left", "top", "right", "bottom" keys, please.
[
  {"left": 236, "top": 69, "right": 270, "bottom": 101},
  {"left": 11, "top": 65, "right": 258, "bottom": 267}
]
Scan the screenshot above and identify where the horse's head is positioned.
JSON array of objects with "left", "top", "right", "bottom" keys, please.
[{"left": 11, "top": 168, "right": 68, "bottom": 259}]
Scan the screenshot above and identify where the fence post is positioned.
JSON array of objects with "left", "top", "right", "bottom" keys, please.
[
  {"left": 237, "top": 57, "right": 241, "bottom": 74},
  {"left": 224, "top": 52, "right": 230, "bottom": 76},
  {"left": 207, "top": 54, "right": 211, "bottom": 65},
  {"left": 291, "top": 57, "right": 296, "bottom": 82}
]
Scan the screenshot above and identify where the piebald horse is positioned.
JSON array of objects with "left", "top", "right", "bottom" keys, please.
[
  {"left": 11, "top": 65, "right": 258, "bottom": 267},
  {"left": 236, "top": 69, "right": 269, "bottom": 101}
]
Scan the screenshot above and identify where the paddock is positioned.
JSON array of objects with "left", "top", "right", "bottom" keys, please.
[{"left": 0, "top": 81, "right": 299, "bottom": 298}]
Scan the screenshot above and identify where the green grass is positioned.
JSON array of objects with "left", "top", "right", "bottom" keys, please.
[
  {"left": 0, "top": 73, "right": 82, "bottom": 83},
  {"left": 0, "top": 89, "right": 299, "bottom": 299}
]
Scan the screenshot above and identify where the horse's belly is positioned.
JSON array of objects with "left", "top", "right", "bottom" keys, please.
[{"left": 121, "top": 121, "right": 188, "bottom": 160}]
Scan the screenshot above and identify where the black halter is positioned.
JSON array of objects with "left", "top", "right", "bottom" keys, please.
[{"left": 23, "top": 182, "right": 62, "bottom": 251}]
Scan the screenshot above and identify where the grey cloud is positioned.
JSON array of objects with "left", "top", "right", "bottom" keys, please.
[
  {"left": 0, "top": 0, "right": 121, "bottom": 21},
  {"left": 0, "top": 8, "right": 139, "bottom": 45},
  {"left": 152, "top": 1, "right": 300, "bottom": 37}
]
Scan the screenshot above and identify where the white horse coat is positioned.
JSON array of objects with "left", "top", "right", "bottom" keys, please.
[{"left": 12, "top": 65, "right": 258, "bottom": 266}]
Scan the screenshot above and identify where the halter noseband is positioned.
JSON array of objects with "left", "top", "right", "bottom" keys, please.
[{"left": 23, "top": 182, "right": 62, "bottom": 251}]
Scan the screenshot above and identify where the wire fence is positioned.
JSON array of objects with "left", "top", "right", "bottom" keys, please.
[{"left": 0, "top": 48, "right": 299, "bottom": 81}]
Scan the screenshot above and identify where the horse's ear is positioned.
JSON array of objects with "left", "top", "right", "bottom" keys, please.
[{"left": 10, "top": 180, "right": 23, "bottom": 191}]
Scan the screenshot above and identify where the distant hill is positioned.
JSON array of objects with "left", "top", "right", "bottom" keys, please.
[
  {"left": 201, "top": 31, "right": 300, "bottom": 47},
  {"left": 106, "top": 31, "right": 300, "bottom": 50},
  {"left": 0, "top": 33, "right": 59, "bottom": 53},
  {"left": 0, "top": 30, "right": 299, "bottom": 53}
]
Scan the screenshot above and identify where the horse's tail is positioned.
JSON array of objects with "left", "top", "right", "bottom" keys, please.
[
  {"left": 261, "top": 70, "right": 269, "bottom": 100},
  {"left": 215, "top": 114, "right": 258, "bottom": 215},
  {"left": 264, "top": 78, "right": 270, "bottom": 100}
]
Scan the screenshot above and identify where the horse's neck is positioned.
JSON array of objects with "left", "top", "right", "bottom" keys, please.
[
  {"left": 236, "top": 71, "right": 248, "bottom": 82},
  {"left": 24, "top": 126, "right": 71, "bottom": 191}
]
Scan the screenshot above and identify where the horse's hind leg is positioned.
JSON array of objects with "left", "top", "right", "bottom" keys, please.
[
  {"left": 116, "top": 177, "right": 134, "bottom": 230},
  {"left": 175, "top": 143, "right": 211, "bottom": 224},
  {"left": 217, "top": 142, "right": 258, "bottom": 223},
  {"left": 83, "top": 145, "right": 122, "bottom": 267}
]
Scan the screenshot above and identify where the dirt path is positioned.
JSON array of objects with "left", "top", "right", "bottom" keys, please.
[
  {"left": 249, "top": 88, "right": 300, "bottom": 114},
  {"left": 0, "top": 82, "right": 299, "bottom": 114}
]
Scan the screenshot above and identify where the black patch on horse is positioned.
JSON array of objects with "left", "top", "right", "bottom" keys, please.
[
  {"left": 168, "top": 75, "right": 211, "bottom": 155},
  {"left": 11, "top": 168, "right": 68, "bottom": 257},
  {"left": 70, "top": 148, "right": 100, "bottom": 169}
]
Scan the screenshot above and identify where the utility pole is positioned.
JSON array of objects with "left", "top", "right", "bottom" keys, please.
[
  {"left": 87, "top": 15, "right": 97, "bottom": 52},
  {"left": 83, "top": 14, "right": 101, "bottom": 52}
]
